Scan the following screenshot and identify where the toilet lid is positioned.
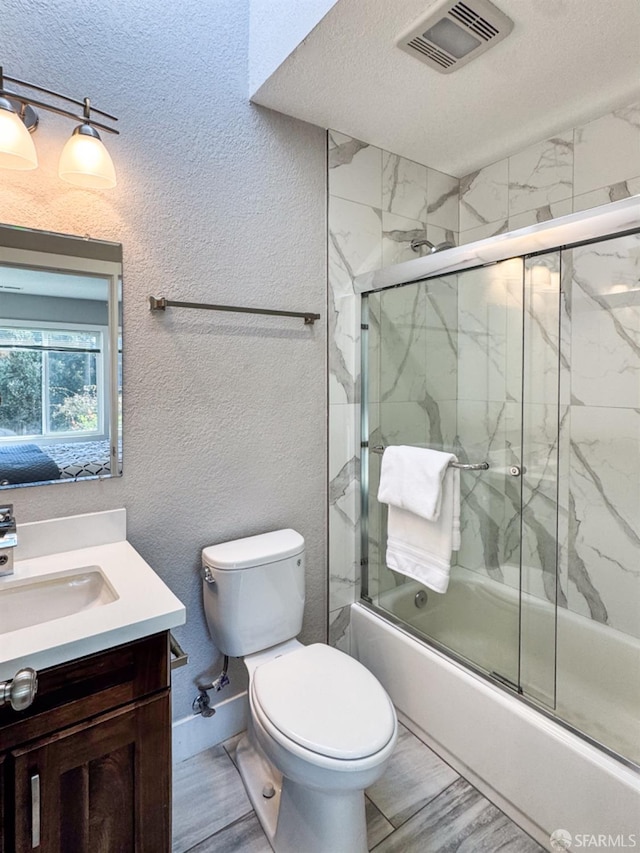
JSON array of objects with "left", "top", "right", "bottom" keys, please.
[{"left": 252, "top": 644, "right": 396, "bottom": 760}]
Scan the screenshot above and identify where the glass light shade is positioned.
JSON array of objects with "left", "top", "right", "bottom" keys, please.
[
  {"left": 0, "top": 104, "right": 38, "bottom": 170},
  {"left": 58, "top": 125, "right": 116, "bottom": 189}
]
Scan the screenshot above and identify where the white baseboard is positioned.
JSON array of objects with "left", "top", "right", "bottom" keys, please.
[{"left": 172, "top": 690, "right": 248, "bottom": 765}]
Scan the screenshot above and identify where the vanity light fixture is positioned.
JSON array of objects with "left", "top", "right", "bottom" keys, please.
[{"left": 0, "top": 66, "right": 118, "bottom": 188}]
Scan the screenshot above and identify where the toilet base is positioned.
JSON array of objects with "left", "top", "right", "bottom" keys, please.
[
  {"left": 236, "top": 731, "right": 282, "bottom": 842},
  {"left": 275, "top": 775, "right": 368, "bottom": 853},
  {"left": 236, "top": 727, "right": 368, "bottom": 853}
]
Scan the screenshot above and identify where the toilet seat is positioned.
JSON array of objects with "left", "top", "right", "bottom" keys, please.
[{"left": 251, "top": 643, "right": 396, "bottom": 761}]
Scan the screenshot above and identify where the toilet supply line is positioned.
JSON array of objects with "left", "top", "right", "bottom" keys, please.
[{"left": 192, "top": 655, "right": 230, "bottom": 718}]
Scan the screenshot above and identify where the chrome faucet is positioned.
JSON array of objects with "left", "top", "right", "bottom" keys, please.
[{"left": 0, "top": 504, "right": 17, "bottom": 577}]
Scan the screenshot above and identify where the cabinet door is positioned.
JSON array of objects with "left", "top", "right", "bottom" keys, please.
[
  {"left": 12, "top": 692, "right": 170, "bottom": 853},
  {"left": 1, "top": 754, "right": 5, "bottom": 853}
]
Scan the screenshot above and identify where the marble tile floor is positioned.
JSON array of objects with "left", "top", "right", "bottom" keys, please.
[{"left": 173, "top": 722, "right": 545, "bottom": 853}]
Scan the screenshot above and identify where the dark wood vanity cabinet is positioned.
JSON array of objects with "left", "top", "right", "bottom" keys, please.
[{"left": 0, "top": 632, "right": 172, "bottom": 853}]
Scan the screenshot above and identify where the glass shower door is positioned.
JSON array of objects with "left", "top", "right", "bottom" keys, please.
[
  {"left": 362, "top": 227, "right": 640, "bottom": 765},
  {"left": 364, "top": 257, "right": 526, "bottom": 689},
  {"left": 519, "top": 252, "right": 563, "bottom": 708}
]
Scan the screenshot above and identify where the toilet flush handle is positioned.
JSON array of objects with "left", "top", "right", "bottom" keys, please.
[{"left": 202, "top": 565, "right": 215, "bottom": 583}]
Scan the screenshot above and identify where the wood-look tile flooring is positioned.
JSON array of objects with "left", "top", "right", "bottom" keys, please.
[{"left": 173, "top": 723, "right": 545, "bottom": 853}]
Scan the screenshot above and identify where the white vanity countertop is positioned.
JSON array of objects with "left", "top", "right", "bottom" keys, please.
[{"left": 0, "top": 509, "right": 186, "bottom": 681}]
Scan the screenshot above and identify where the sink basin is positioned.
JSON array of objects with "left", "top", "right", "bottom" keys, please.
[
  {"left": 0, "top": 510, "right": 185, "bottom": 683},
  {"left": 0, "top": 567, "right": 118, "bottom": 635}
]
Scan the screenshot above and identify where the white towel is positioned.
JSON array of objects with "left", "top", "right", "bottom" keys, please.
[
  {"left": 378, "top": 448, "right": 460, "bottom": 594},
  {"left": 377, "top": 445, "right": 456, "bottom": 521}
]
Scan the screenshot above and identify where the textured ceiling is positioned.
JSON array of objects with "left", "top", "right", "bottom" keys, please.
[{"left": 251, "top": 0, "right": 640, "bottom": 176}]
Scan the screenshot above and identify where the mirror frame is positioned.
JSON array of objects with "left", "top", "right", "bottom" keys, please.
[{"left": 0, "top": 224, "right": 122, "bottom": 489}]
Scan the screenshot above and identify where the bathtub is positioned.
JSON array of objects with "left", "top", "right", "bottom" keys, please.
[
  {"left": 372, "top": 568, "right": 640, "bottom": 764},
  {"left": 352, "top": 571, "right": 640, "bottom": 850}
]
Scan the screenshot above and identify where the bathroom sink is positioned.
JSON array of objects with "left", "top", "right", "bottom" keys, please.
[
  {"left": 0, "top": 567, "right": 118, "bottom": 635},
  {"left": 0, "top": 509, "right": 185, "bottom": 683}
]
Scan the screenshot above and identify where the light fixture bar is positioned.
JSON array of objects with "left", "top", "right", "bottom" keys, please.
[
  {"left": 0, "top": 68, "right": 118, "bottom": 135},
  {"left": 1, "top": 72, "right": 117, "bottom": 122},
  {"left": 0, "top": 88, "right": 119, "bottom": 135}
]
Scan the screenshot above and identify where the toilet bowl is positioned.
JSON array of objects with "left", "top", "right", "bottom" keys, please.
[
  {"left": 202, "top": 530, "right": 398, "bottom": 853},
  {"left": 237, "top": 640, "right": 397, "bottom": 853}
]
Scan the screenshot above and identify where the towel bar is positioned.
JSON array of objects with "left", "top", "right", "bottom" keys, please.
[
  {"left": 369, "top": 445, "right": 489, "bottom": 471},
  {"left": 170, "top": 633, "right": 189, "bottom": 670},
  {"left": 149, "top": 296, "right": 320, "bottom": 326}
]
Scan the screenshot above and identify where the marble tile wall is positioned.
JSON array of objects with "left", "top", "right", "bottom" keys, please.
[
  {"left": 453, "top": 254, "right": 566, "bottom": 609},
  {"left": 559, "top": 233, "right": 640, "bottom": 639},
  {"left": 328, "top": 97, "right": 640, "bottom": 650},
  {"left": 426, "top": 234, "right": 640, "bottom": 646},
  {"left": 453, "top": 260, "right": 523, "bottom": 590},
  {"left": 497, "top": 234, "right": 640, "bottom": 643},
  {"left": 458, "top": 101, "right": 640, "bottom": 244},
  {"left": 327, "top": 131, "right": 461, "bottom": 650}
]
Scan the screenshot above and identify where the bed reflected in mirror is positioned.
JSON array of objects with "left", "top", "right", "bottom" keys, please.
[{"left": 0, "top": 225, "right": 122, "bottom": 488}]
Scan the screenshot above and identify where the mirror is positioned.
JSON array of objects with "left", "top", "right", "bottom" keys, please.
[{"left": 0, "top": 225, "right": 122, "bottom": 488}]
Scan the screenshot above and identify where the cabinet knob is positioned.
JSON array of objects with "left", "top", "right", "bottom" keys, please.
[{"left": 0, "top": 667, "right": 38, "bottom": 711}]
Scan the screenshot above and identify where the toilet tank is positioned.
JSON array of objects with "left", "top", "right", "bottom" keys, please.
[{"left": 202, "top": 529, "right": 305, "bottom": 657}]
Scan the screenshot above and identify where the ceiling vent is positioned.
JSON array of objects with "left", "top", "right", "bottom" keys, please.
[{"left": 397, "top": 0, "right": 514, "bottom": 74}]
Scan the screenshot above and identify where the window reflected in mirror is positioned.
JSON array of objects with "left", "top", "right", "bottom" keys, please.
[{"left": 0, "top": 226, "right": 122, "bottom": 488}]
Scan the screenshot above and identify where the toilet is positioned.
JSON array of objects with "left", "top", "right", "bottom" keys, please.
[{"left": 202, "top": 528, "right": 397, "bottom": 853}]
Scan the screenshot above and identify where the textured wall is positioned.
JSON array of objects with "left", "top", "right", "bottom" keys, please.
[
  {"left": 249, "top": 0, "right": 337, "bottom": 96},
  {"left": 1, "top": 0, "right": 327, "bottom": 719}
]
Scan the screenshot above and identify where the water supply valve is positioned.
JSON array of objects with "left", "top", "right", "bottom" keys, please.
[
  {"left": 192, "top": 655, "right": 230, "bottom": 717},
  {"left": 192, "top": 691, "right": 216, "bottom": 718}
]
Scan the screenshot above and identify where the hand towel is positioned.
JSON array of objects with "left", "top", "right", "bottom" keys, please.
[
  {"left": 378, "top": 448, "right": 460, "bottom": 594},
  {"left": 377, "top": 445, "right": 456, "bottom": 521}
]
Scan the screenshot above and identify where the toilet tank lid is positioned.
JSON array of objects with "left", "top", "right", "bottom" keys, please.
[{"left": 202, "top": 528, "right": 304, "bottom": 570}]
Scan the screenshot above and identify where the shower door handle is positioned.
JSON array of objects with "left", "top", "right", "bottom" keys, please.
[{"left": 509, "top": 466, "right": 522, "bottom": 477}]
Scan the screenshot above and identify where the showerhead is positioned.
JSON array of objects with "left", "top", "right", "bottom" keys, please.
[
  {"left": 410, "top": 238, "right": 435, "bottom": 253},
  {"left": 410, "top": 238, "right": 455, "bottom": 254}
]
